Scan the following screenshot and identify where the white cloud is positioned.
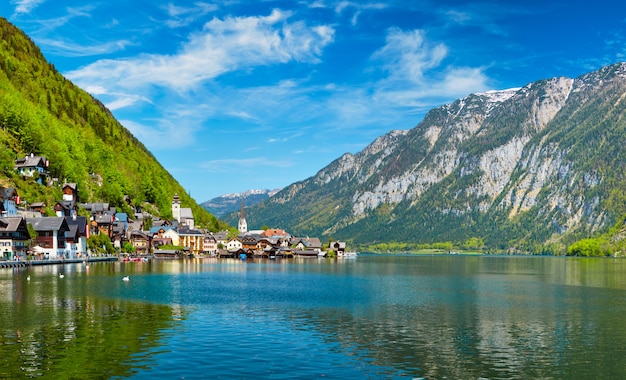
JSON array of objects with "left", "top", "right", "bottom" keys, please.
[
  {"left": 120, "top": 119, "right": 194, "bottom": 149},
  {"left": 334, "top": 1, "right": 388, "bottom": 25},
  {"left": 335, "top": 1, "right": 387, "bottom": 14},
  {"left": 34, "top": 37, "right": 132, "bottom": 57},
  {"left": 372, "top": 28, "right": 448, "bottom": 82},
  {"left": 12, "top": 0, "right": 46, "bottom": 15},
  {"left": 162, "top": 2, "right": 219, "bottom": 28},
  {"left": 66, "top": 9, "right": 335, "bottom": 94},
  {"left": 200, "top": 157, "right": 294, "bottom": 172},
  {"left": 106, "top": 95, "right": 148, "bottom": 111},
  {"left": 371, "top": 27, "right": 490, "bottom": 106}
]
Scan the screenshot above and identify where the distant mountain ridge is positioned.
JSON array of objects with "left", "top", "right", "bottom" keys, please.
[
  {"left": 229, "top": 63, "right": 626, "bottom": 253},
  {"left": 202, "top": 189, "right": 280, "bottom": 217}
]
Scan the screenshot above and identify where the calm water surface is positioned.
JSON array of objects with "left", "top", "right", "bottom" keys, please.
[{"left": 1, "top": 255, "right": 626, "bottom": 379}]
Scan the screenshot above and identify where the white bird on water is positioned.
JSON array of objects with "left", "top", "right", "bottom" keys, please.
[
  {"left": 59, "top": 273, "right": 64, "bottom": 278},
  {"left": 26, "top": 275, "right": 30, "bottom": 281},
  {"left": 122, "top": 276, "right": 130, "bottom": 281}
]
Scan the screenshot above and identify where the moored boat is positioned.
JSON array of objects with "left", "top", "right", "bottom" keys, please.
[{"left": 339, "top": 251, "right": 358, "bottom": 258}]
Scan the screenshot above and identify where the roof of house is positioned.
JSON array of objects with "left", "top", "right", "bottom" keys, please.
[
  {"left": 211, "top": 231, "right": 229, "bottom": 240},
  {"left": 263, "top": 228, "right": 291, "bottom": 238},
  {"left": 180, "top": 208, "right": 194, "bottom": 219},
  {"left": 150, "top": 225, "right": 175, "bottom": 234},
  {"left": 178, "top": 228, "right": 204, "bottom": 236},
  {"left": 14, "top": 155, "right": 47, "bottom": 169},
  {"left": 65, "top": 216, "right": 88, "bottom": 236},
  {"left": 66, "top": 224, "right": 79, "bottom": 239},
  {"left": 80, "top": 202, "right": 111, "bottom": 213},
  {"left": 130, "top": 230, "right": 150, "bottom": 239},
  {"left": 0, "top": 217, "right": 27, "bottom": 232},
  {"left": 27, "top": 217, "right": 69, "bottom": 232},
  {"left": 1, "top": 187, "right": 18, "bottom": 200},
  {"left": 115, "top": 213, "right": 129, "bottom": 222},
  {"left": 95, "top": 213, "right": 115, "bottom": 224},
  {"left": 295, "top": 237, "right": 322, "bottom": 249},
  {"left": 55, "top": 200, "right": 76, "bottom": 211},
  {"left": 330, "top": 241, "right": 347, "bottom": 249},
  {"left": 112, "top": 223, "right": 125, "bottom": 234},
  {"left": 128, "top": 220, "right": 143, "bottom": 231}
]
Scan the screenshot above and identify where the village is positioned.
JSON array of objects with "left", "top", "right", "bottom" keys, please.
[{"left": 0, "top": 154, "right": 352, "bottom": 263}]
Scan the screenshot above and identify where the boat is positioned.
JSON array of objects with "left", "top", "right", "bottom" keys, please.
[
  {"left": 339, "top": 251, "right": 358, "bottom": 258},
  {"left": 153, "top": 249, "right": 182, "bottom": 259}
]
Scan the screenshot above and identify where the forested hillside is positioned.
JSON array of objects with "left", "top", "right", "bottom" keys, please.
[{"left": 0, "top": 18, "right": 228, "bottom": 230}]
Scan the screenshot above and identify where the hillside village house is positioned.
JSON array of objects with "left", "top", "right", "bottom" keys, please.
[
  {"left": 328, "top": 241, "right": 347, "bottom": 256},
  {"left": 62, "top": 183, "right": 79, "bottom": 202},
  {"left": 0, "top": 217, "right": 29, "bottom": 260},
  {"left": 54, "top": 200, "right": 77, "bottom": 217},
  {"left": 179, "top": 227, "right": 204, "bottom": 255},
  {"left": 203, "top": 234, "right": 217, "bottom": 255},
  {"left": 29, "top": 202, "right": 46, "bottom": 214},
  {"left": 129, "top": 230, "right": 151, "bottom": 255},
  {"left": 65, "top": 215, "right": 89, "bottom": 258},
  {"left": 0, "top": 187, "right": 19, "bottom": 217},
  {"left": 151, "top": 225, "right": 180, "bottom": 246},
  {"left": 226, "top": 237, "right": 243, "bottom": 252},
  {"left": 14, "top": 154, "right": 49, "bottom": 184},
  {"left": 27, "top": 216, "right": 70, "bottom": 259},
  {"left": 293, "top": 237, "right": 323, "bottom": 252},
  {"left": 212, "top": 231, "right": 229, "bottom": 248}
]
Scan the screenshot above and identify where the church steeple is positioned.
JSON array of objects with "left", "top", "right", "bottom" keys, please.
[
  {"left": 238, "top": 196, "right": 248, "bottom": 234},
  {"left": 172, "top": 193, "right": 181, "bottom": 222}
]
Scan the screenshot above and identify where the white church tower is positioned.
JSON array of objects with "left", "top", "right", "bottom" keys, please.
[
  {"left": 172, "top": 193, "right": 181, "bottom": 223},
  {"left": 238, "top": 196, "right": 248, "bottom": 234}
]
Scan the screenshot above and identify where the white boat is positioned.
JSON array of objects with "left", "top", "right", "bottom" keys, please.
[{"left": 339, "top": 251, "right": 358, "bottom": 258}]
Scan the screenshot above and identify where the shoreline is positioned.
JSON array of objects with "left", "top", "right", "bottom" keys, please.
[{"left": 0, "top": 256, "right": 119, "bottom": 268}]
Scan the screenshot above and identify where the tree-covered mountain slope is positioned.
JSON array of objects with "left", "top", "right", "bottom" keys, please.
[
  {"left": 0, "top": 18, "right": 228, "bottom": 230},
  {"left": 232, "top": 63, "right": 626, "bottom": 253}
]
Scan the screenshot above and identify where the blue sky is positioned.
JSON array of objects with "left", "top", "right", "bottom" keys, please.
[{"left": 2, "top": 1, "right": 626, "bottom": 202}]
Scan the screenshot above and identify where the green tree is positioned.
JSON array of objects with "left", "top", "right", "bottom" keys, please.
[
  {"left": 87, "top": 233, "right": 115, "bottom": 256},
  {"left": 122, "top": 242, "right": 136, "bottom": 254},
  {"left": 567, "top": 238, "right": 604, "bottom": 257}
]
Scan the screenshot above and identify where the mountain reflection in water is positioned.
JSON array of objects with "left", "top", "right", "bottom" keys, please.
[{"left": 1, "top": 255, "right": 626, "bottom": 378}]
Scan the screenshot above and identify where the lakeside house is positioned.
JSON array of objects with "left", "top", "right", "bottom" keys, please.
[
  {"left": 64, "top": 214, "right": 89, "bottom": 258},
  {"left": 27, "top": 217, "right": 70, "bottom": 259},
  {"left": 0, "top": 217, "right": 29, "bottom": 260}
]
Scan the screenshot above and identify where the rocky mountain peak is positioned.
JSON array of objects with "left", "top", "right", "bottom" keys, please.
[{"left": 236, "top": 63, "right": 626, "bottom": 252}]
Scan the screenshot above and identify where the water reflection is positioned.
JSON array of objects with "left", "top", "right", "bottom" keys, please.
[
  {"left": 292, "top": 256, "right": 626, "bottom": 379},
  {"left": 0, "top": 264, "right": 177, "bottom": 378},
  {"left": 2, "top": 256, "right": 626, "bottom": 378}
]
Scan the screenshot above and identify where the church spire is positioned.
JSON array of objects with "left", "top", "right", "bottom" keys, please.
[{"left": 238, "top": 196, "right": 248, "bottom": 234}]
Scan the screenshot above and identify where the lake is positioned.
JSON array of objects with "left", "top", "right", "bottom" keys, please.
[{"left": 1, "top": 254, "right": 626, "bottom": 379}]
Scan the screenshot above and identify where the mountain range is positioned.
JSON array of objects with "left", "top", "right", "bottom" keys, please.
[
  {"left": 201, "top": 189, "right": 281, "bottom": 218},
  {"left": 224, "top": 63, "right": 626, "bottom": 253}
]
